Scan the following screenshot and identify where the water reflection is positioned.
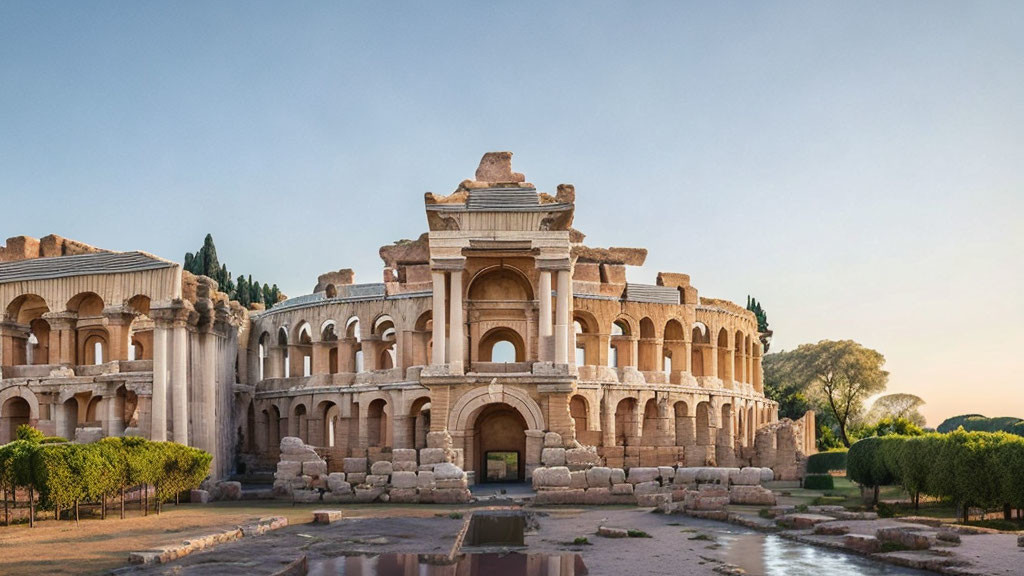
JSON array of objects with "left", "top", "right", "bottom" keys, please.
[
  {"left": 714, "top": 531, "right": 932, "bottom": 576},
  {"left": 307, "top": 552, "right": 586, "bottom": 576}
]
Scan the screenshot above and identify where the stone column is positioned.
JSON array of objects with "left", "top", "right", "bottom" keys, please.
[
  {"left": 106, "top": 392, "right": 124, "bottom": 437},
  {"left": 449, "top": 269, "right": 464, "bottom": 374},
  {"left": 151, "top": 325, "right": 168, "bottom": 441},
  {"left": 172, "top": 324, "right": 189, "bottom": 444},
  {"left": 199, "top": 331, "right": 217, "bottom": 462},
  {"left": 538, "top": 270, "right": 552, "bottom": 362},
  {"left": 629, "top": 337, "right": 639, "bottom": 368},
  {"left": 431, "top": 271, "right": 446, "bottom": 365},
  {"left": 554, "top": 269, "right": 570, "bottom": 364}
]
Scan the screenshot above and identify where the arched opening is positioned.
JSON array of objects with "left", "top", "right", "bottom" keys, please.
[
  {"left": 413, "top": 311, "right": 433, "bottom": 367},
  {"left": 409, "top": 397, "right": 432, "bottom": 450},
  {"left": 61, "top": 397, "right": 79, "bottom": 440},
  {"left": 85, "top": 394, "right": 103, "bottom": 426},
  {"left": 258, "top": 332, "right": 270, "bottom": 380},
  {"left": 296, "top": 323, "right": 313, "bottom": 377},
  {"left": 691, "top": 323, "right": 710, "bottom": 377},
  {"left": 246, "top": 400, "right": 256, "bottom": 452},
  {"left": 292, "top": 403, "right": 309, "bottom": 442},
  {"left": 1, "top": 396, "right": 31, "bottom": 443},
  {"left": 478, "top": 327, "right": 525, "bottom": 363},
  {"left": 318, "top": 400, "right": 338, "bottom": 449},
  {"left": 570, "top": 394, "right": 596, "bottom": 444},
  {"left": 126, "top": 295, "right": 153, "bottom": 362},
  {"left": 278, "top": 327, "right": 290, "bottom": 378},
  {"left": 734, "top": 330, "right": 745, "bottom": 384},
  {"left": 321, "top": 321, "right": 339, "bottom": 374},
  {"left": 267, "top": 405, "right": 282, "bottom": 451},
  {"left": 717, "top": 328, "right": 730, "bottom": 381},
  {"left": 674, "top": 401, "right": 693, "bottom": 446},
  {"left": 695, "top": 401, "right": 712, "bottom": 447},
  {"left": 638, "top": 317, "right": 658, "bottom": 372},
  {"left": 346, "top": 317, "right": 363, "bottom": 373},
  {"left": 84, "top": 334, "right": 107, "bottom": 365},
  {"left": 663, "top": 319, "right": 685, "bottom": 382},
  {"left": 467, "top": 266, "right": 535, "bottom": 301},
  {"left": 614, "top": 397, "right": 639, "bottom": 446},
  {"left": 609, "top": 319, "right": 631, "bottom": 368},
  {"left": 4, "top": 295, "right": 52, "bottom": 366},
  {"left": 366, "top": 398, "right": 388, "bottom": 448},
  {"left": 473, "top": 402, "right": 527, "bottom": 483},
  {"left": 373, "top": 316, "right": 397, "bottom": 371},
  {"left": 718, "top": 403, "right": 734, "bottom": 450},
  {"left": 641, "top": 398, "right": 661, "bottom": 445}
]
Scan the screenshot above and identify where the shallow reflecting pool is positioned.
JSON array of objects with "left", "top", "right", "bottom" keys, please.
[
  {"left": 712, "top": 528, "right": 934, "bottom": 576},
  {"left": 307, "top": 552, "right": 587, "bottom": 576}
]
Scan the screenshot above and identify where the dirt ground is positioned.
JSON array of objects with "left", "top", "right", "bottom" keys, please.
[{"left": 0, "top": 501, "right": 458, "bottom": 576}]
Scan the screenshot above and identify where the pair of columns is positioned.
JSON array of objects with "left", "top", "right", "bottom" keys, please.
[
  {"left": 431, "top": 269, "right": 463, "bottom": 371},
  {"left": 538, "top": 268, "right": 573, "bottom": 364},
  {"left": 151, "top": 321, "right": 188, "bottom": 443}
]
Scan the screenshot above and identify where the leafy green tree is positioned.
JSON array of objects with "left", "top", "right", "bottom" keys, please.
[
  {"left": 777, "top": 340, "right": 888, "bottom": 447},
  {"left": 762, "top": 352, "right": 813, "bottom": 420},
  {"left": 858, "top": 416, "right": 925, "bottom": 438},
  {"left": 16, "top": 425, "right": 45, "bottom": 443},
  {"left": 867, "top": 394, "right": 927, "bottom": 427},
  {"left": 182, "top": 234, "right": 284, "bottom": 308}
]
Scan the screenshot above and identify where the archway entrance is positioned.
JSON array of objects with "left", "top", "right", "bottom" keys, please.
[
  {"left": 473, "top": 403, "right": 527, "bottom": 483},
  {"left": 1, "top": 397, "right": 31, "bottom": 443}
]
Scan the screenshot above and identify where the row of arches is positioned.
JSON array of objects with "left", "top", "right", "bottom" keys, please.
[
  {"left": 2, "top": 292, "right": 154, "bottom": 368},
  {"left": 0, "top": 386, "right": 139, "bottom": 444}
]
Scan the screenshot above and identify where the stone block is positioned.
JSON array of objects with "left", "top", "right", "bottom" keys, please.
[
  {"left": 541, "top": 447, "right": 566, "bottom": 466},
  {"left": 433, "top": 488, "right": 470, "bottom": 504},
  {"left": 392, "top": 448, "right": 417, "bottom": 462},
  {"left": 216, "top": 481, "right": 242, "bottom": 501},
  {"left": 728, "top": 485, "right": 776, "bottom": 506},
  {"left": 388, "top": 488, "right": 420, "bottom": 503},
  {"left": 634, "top": 481, "right": 662, "bottom": 495},
  {"left": 276, "top": 461, "right": 302, "bottom": 477},
  {"left": 658, "top": 466, "right": 675, "bottom": 481},
  {"left": 610, "top": 483, "right": 634, "bottom": 496},
  {"left": 583, "top": 487, "right": 612, "bottom": 505},
  {"left": 778, "top": 514, "right": 835, "bottom": 530},
  {"left": 876, "top": 527, "right": 932, "bottom": 550},
  {"left": 636, "top": 493, "right": 671, "bottom": 507},
  {"left": 734, "top": 467, "right": 763, "bottom": 486},
  {"left": 627, "top": 467, "right": 659, "bottom": 484},
  {"left": 354, "top": 486, "right": 386, "bottom": 503},
  {"left": 303, "top": 461, "right": 327, "bottom": 477},
  {"left": 426, "top": 431, "right": 453, "bottom": 450},
  {"left": 370, "top": 461, "right": 393, "bottom": 476},
  {"left": 674, "top": 468, "right": 698, "bottom": 485},
  {"left": 1017, "top": 534, "right": 1024, "bottom": 547},
  {"left": 598, "top": 526, "right": 628, "bottom": 538},
  {"left": 322, "top": 491, "right": 354, "bottom": 503},
  {"left": 436, "top": 478, "right": 468, "bottom": 490},
  {"left": 390, "top": 471, "right": 418, "bottom": 489},
  {"left": 417, "top": 471, "right": 435, "bottom": 488},
  {"left": 280, "top": 437, "right": 306, "bottom": 454},
  {"left": 190, "top": 489, "right": 210, "bottom": 504},
  {"left": 312, "top": 510, "right": 343, "bottom": 524},
  {"left": 610, "top": 468, "right": 626, "bottom": 484},
  {"left": 348, "top": 473, "right": 366, "bottom": 485},
  {"left": 585, "top": 467, "right": 612, "bottom": 488},
  {"left": 569, "top": 470, "right": 587, "bottom": 489},
  {"left": 433, "top": 462, "right": 465, "bottom": 481},
  {"left": 532, "top": 466, "right": 572, "bottom": 488},
  {"left": 392, "top": 460, "right": 418, "bottom": 472},
  {"left": 544, "top": 431, "right": 563, "bottom": 448},
  {"left": 692, "top": 495, "right": 730, "bottom": 511},
  {"left": 366, "top": 474, "right": 389, "bottom": 487},
  {"left": 844, "top": 534, "right": 881, "bottom": 554},
  {"left": 343, "top": 457, "right": 368, "bottom": 474},
  {"left": 760, "top": 468, "right": 775, "bottom": 483},
  {"left": 420, "top": 448, "right": 445, "bottom": 465},
  {"left": 292, "top": 489, "right": 321, "bottom": 503},
  {"left": 814, "top": 524, "right": 850, "bottom": 535},
  {"left": 565, "top": 446, "right": 601, "bottom": 467},
  {"left": 326, "top": 473, "right": 347, "bottom": 491}
]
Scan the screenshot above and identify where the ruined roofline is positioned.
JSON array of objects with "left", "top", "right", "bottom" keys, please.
[
  {"left": 0, "top": 233, "right": 108, "bottom": 263},
  {"left": 0, "top": 250, "right": 177, "bottom": 285}
]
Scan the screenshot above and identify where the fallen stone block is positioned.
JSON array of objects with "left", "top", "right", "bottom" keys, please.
[
  {"left": 583, "top": 487, "right": 613, "bottom": 505},
  {"left": 388, "top": 488, "right": 420, "bottom": 503},
  {"left": 544, "top": 431, "right": 563, "bottom": 448},
  {"left": 844, "top": 534, "right": 881, "bottom": 554},
  {"left": 312, "top": 510, "right": 343, "bottom": 524},
  {"left": 303, "top": 461, "right": 327, "bottom": 477},
  {"left": 728, "top": 485, "right": 776, "bottom": 506},
  {"left": 777, "top": 513, "right": 835, "bottom": 530},
  {"left": 343, "top": 457, "right": 367, "bottom": 474},
  {"left": 392, "top": 448, "right": 417, "bottom": 462},
  {"left": 347, "top": 472, "right": 366, "bottom": 485},
  {"left": 420, "top": 448, "right": 445, "bottom": 465},
  {"left": 392, "top": 460, "right": 418, "bottom": 472},
  {"left": 190, "top": 489, "right": 210, "bottom": 504},
  {"left": 597, "top": 526, "right": 628, "bottom": 538},
  {"left": 365, "top": 474, "right": 389, "bottom": 487},
  {"left": 813, "top": 523, "right": 849, "bottom": 535},
  {"left": 292, "top": 489, "right": 321, "bottom": 503},
  {"left": 610, "top": 483, "right": 634, "bottom": 496},
  {"left": 370, "top": 461, "right": 393, "bottom": 476},
  {"left": 570, "top": 470, "right": 587, "bottom": 489},
  {"left": 585, "top": 466, "right": 612, "bottom": 488},
  {"left": 876, "top": 527, "right": 932, "bottom": 550},
  {"left": 627, "top": 467, "right": 659, "bottom": 484},
  {"left": 532, "top": 466, "right": 572, "bottom": 488},
  {"left": 636, "top": 493, "right": 671, "bottom": 507},
  {"left": 658, "top": 466, "right": 675, "bottom": 481},
  {"left": 390, "top": 471, "right": 418, "bottom": 489}
]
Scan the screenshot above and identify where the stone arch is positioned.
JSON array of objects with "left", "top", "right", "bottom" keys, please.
[
  {"left": 638, "top": 317, "right": 658, "bottom": 372},
  {"left": 614, "top": 396, "right": 639, "bottom": 446},
  {"left": 640, "top": 397, "right": 662, "bottom": 444},
  {"left": 570, "top": 394, "right": 591, "bottom": 439},
  {"left": 674, "top": 400, "right": 694, "bottom": 446},
  {"left": 0, "top": 386, "right": 39, "bottom": 443},
  {"left": 290, "top": 400, "right": 310, "bottom": 442},
  {"left": 478, "top": 326, "right": 526, "bottom": 362},
  {"left": 366, "top": 398, "right": 389, "bottom": 447},
  {"left": 408, "top": 395, "right": 432, "bottom": 450},
  {"left": 467, "top": 265, "right": 535, "bottom": 301},
  {"left": 573, "top": 310, "right": 600, "bottom": 366},
  {"left": 448, "top": 385, "right": 545, "bottom": 432},
  {"left": 734, "top": 329, "right": 745, "bottom": 384},
  {"left": 717, "top": 328, "right": 730, "bottom": 380}
]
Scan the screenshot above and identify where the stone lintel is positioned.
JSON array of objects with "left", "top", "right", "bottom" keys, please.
[
  {"left": 534, "top": 258, "right": 572, "bottom": 271},
  {"left": 429, "top": 258, "right": 466, "bottom": 272}
]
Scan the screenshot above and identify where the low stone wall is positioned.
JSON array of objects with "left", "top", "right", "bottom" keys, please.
[
  {"left": 128, "top": 516, "right": 288, "bottom": 565},
  {"left": 272, "top": 434, "right": 471, "bottom": 504},
  {"left": 531, "top": 464, "right": 776, "bottom": 511}
]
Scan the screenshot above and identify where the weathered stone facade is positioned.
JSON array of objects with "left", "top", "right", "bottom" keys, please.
[{"left": 0, "top": 152, "right": 807, "bottom": 487}]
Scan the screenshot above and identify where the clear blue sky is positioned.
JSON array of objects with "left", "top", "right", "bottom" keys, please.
[{"left": 2, "top": 2, "right": 1022, "bottom": 425}]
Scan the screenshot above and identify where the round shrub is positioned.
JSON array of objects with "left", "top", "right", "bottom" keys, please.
[
  {"left": 803, "top": 474, "right": 835, "bottom": 490},
  {"left": 806, "top": 450, "right": 847, "bottom": 474}
]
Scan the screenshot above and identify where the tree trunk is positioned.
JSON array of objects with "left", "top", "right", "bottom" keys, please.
[
  {"left": 28, "top": 484, "right": 34, "bottom": 528},
  {"left": 872, "top": 485, "right": 880, "bottom": 507},
  {"left": 74, "top": 500, "right": 79, "bottom": 526},
  {"left": 1005, "top": 503, "right": 1012, "bottom": 521},
  {"left": 3, "top": 483, "right": 8, "bottom": 526},
  {"left": 121, "top": 486, "right": 125, "bottom": 520},
  {"left": 156, "top": 482, "right": 161, "bottom": 515},
  {"left": 101, "top": 494, "right": 106, "bottom": 520},
  {"left": 55, "top": 503, "right": 60, "bottom": 521},
  {"left": 143, "top": 485, "right": 148, "bottom": 516},
  {"left": 962, "top": 502, "right": 970, "bottom": 524},
  {"left": 175, "top": 492, "right": 179, "bottom": 506}
]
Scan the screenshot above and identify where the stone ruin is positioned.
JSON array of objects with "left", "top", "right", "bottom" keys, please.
[
  {"left": 272, "top": 433, "right": 471, "bottom": 504},
  {"left": 531, "top": 462, "right": 776, "bottom": 517}
]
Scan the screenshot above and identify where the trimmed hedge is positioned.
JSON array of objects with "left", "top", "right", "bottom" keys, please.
[
  {"left": 803, "top": 474, "right": 835, "bottom": 490},
  {"left": 806, "top": 450, "right": 848, "bottom": 474},
  {"left": 0, "top": 432, "right": 211, "bottom": 525},
  {"left": 846, "top": 430, "right": 1024, "bottom": 521}
]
